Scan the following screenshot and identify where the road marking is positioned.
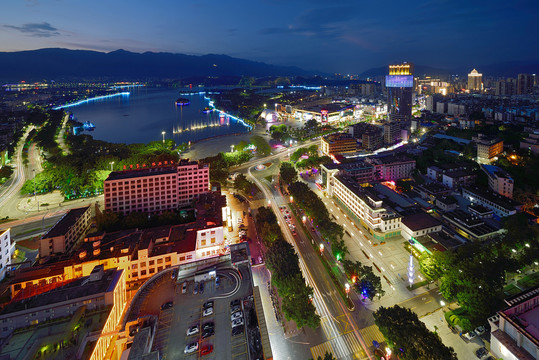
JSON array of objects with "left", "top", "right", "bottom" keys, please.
[
  {"left": 358, "top": 325, "right": 385, "bottom": 348},
  {"left": 311, "top": 341, "right": 336, "bottom": 360}
]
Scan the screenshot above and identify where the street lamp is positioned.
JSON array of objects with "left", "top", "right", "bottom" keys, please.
[
  {"left": 290, "top": 196, "right": 293, "bottom": 203},
  {"left": 440, "top": 300, "right": 446, "bottom": 307},
  {"left": 302, "top": 215, "right": 306, "bottom": 223},
  {"left": 319, "top": 243, "right": 324, "bottom": 254},
  {"left": 109, "top": 161, "right": 114, "bottom": 171},
  {"left": 345, "top": 283, "right": 350, "bottom": 298},
  {"left": 161, "top": 131, "right": 166, "bottom": 144},
  {"left": 230, "top": 144, "right": 235, "bottom": 153}
]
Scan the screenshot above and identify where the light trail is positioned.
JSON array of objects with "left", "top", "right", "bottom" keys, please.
[{"left": 52, "top": 92, "right": 130, "bottom": 110}]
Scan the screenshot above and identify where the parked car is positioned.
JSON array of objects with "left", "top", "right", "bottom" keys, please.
[
  {"left": 199, "top": 281, "right": 205, "bottom": 294},
  {"left": 230, "top": 299, "right": 240, "bottom": 308},
  {"left": 203, "top": 301, "right": 214, "bottom": 309},
  {"left": 202, "top": 322, "right": 215, "bottom": 331},
  {"left": 231, "top": 305, "right": 241, "bottom": 313},
  {"left": 475, "top": 347, "right": 488, "bottom": 358},
  {"left": 202, "top": 328, "right": 215, "bottom": 339},
  {"left": 215, "top": 276, "right": 220, "bottom": 288},
  {"left": 231, "top": 311, "right": 243, "bottom": 321},
  {"left": 231, "top": 318, "right": 244, "bottom": 328},
  {"left": 464, "top": 331, "right": 477, "bottom": 341},
  {"left": 475, "top": 326, "right": 486, "bottom": 335},
  {"left": 193, "top": 282, "right": 199, "bottom": 295},
  {"left": 186, "top": 325, "right": 199, "bottom": 336},
  {"left": 232, "top": 325, "right": 244, "bottom": 336},
  {"left": 203, "top": 307, "right": 213, "bottom": 317},
  {"left": 184, "top": 342, "right": 199, "bottom": 354},
  {"left": 182, "top": 282, "right": 188, "bottom": 294},
  {"left": 201, "top": 345, "right": 213, "bottom": 356},
  {"left": 161, "top": 301, "right": 173, "bottom": 310}
]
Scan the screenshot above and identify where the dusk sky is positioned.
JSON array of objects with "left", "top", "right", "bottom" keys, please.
[{"left": 1, "top": 0, "right": 538, "bottom": 74}]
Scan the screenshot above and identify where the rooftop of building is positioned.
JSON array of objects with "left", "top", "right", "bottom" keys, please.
[
  {"left": 42, "top": 206, "right": 90, "bottom": 239},
  {"left": 297, "top": 103, "right": 353, "bottom": 114},
  {"left": 322, "top": 160, "right": 372, "bottom": 171},
  {"left": 473, "top": 134, "right": 503, "bottom": 146},
  {"left": 443, "top": 209, "right": 501, "bottom": 238},
  {"left": 436, "top": 196, "right": 458, "bottom": 205},
  {"left": 322, "top": 132, "right": 356, "bottom": 143},
  {"left": 482, "top": 164, "right": 513, "bottom": 180},
  {"left": 402, "top": 212, "right": 442, "bottom": 231},
  {"left": 1, "top": 268, "right": 121, "bottom": 315},
  {"left": 428, "top": 162, "right": 474, "bottom": 172},
  {"left": 415, "top": 182, "right": 451, "bottom": 195},
  {"left": 366, "top": 153, "right": 415, "bottom": 165},
  {"left": 442, "top": 169, "right": 476, "bottom": 179},
  {"left": 468, "top": 204, "right": 493, "bottom": 215},
  {"left": 499, "top": 286, "right": 539, "bottom": 350},
  {"left": 106, "top": 166, "right": 177, "bottom": 181},
  {"left": 463, "top": 185, "right": 521, "bottom": 210}
]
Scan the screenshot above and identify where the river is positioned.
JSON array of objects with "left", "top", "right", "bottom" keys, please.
[{"left": 67, "top": 87, "right": 250, "bottom": 144}]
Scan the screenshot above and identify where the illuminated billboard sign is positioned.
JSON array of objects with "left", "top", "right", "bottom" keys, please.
[{"left": 385, "top": 75, "right": 413, "bottom": 88}]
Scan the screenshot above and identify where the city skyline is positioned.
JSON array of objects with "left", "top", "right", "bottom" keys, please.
[{"left": 1, "top": 0, "right": 538, "bottom": 74}]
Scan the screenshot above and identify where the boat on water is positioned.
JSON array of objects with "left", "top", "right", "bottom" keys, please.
[
  {"left": 175, "top": 98, "right": 190, "bottom": 106},
  {"left": 202, "top": 107, "right": 212, "bottom": 113}
]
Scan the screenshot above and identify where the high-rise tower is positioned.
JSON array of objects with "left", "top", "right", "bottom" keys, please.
[
  {"left": 386, "top": 62, "right": 414, "bottom": 122},
  {"left": 467, "top": 69, "right": 483, "bottom": 92}
]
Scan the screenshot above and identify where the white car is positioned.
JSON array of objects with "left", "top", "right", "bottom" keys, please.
[
  {"left": 203, "top": 307, "right": 214, "bottom": 317},
  {"left": 231, "top": 311, "right": 243, "bottom": 321},
  {"left": 184, "top": 342, "right": 199, "bottom": 354},
  {"left": 182, "top": 281, "right": 187, "bottom": 294},
  {"left": 186, "top": 325, "right": 199, "bottom": 336},
  {"left": 231, "top": 318, "right": 244, "bottom": 328}
]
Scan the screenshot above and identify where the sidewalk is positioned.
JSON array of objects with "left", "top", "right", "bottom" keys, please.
[{"left": 421, "top": 308, "right": 485, "bottom": 360}]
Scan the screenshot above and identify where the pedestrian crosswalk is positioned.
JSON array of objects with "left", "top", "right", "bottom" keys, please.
[
  {"left": 310, "top": 331, "right": 368, "bottom": 360},
  {"left": 358, "top": 324, "right": 385, "bottom": 348}
]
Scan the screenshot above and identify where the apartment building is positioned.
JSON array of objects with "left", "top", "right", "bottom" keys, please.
[
  {"left": 321, "top": 133, "right": 357, "bottom": 157},
  {"left": 488, "top": 287, "right": 539, "bottom": 360},
  {"left": 401, "top": 212, "right": 442, "bottom": 242},
  {"left": 0, "top": 229, "right": 13, "bottom": 281},
  {"left": 0, "top": 265, "right": 126, "bottom": 356},
  {"left": 474, "top": 135, "right": 503, "bottom": 164},
  {"left": 366, "top": 154, "right": 416, "bottom": 181},
  {"left": 482, "top": 165, "right": 514, "bottom": 199},
  {"left": 104, "top": 159, "right": 209, "bottom": 215},
  {"left": 329, "top": 175, "right": 401, "bottom": 241},
  {"left": 39, "top": 206, "right": 92, "bottom": 259}
]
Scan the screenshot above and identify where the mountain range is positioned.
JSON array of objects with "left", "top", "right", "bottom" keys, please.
[
  {"left": 0, "top": 48, "right": 536, "bottom": 81},
  {"left": 0, "top": 48, "right": 314, "bottom": 81}
]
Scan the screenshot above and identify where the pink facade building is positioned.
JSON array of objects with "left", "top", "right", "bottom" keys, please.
[{"left": 104, "top": 160, "right": 209, "bottom": 214}]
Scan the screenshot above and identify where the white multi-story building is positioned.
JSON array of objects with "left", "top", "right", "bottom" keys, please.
[
  {"left": 488, "top": 287, "right": 539, "bottom": 360},
  {"left": 401, "top": 212, "right": 443, "bottom": 241},
  {"left": 366, "top": 154, "right": 416, "bottom": 181},
  {"left": 482, "top": 165, "right": 514, "bottom": 199},
  {"left": 104, "top": 159, "right": 210, "bottom": 215},
  {"left": 0, "top": 229, "right": 14, "bottom": 281},
  {"left": 329, "top": 175, "right": 401, "bottom": 241}
]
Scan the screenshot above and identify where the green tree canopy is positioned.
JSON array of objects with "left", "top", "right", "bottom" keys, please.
[
  {"left": 279, "top": 161, "right": 298, "bottom": 184},
  {"left": 374, "top": 305, "right": 457, "bottom": 360},
  {"left": 250, "top": 135, "right": 271, "bottom": 156}
]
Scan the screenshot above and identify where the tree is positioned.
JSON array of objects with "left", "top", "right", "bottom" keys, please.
[
  {"left": 250, "top": 135, "right": 271, "bottom": 156},
  {"left": 374, "top": 306, "right": 457, "bottom": 360},
  {"left": 358, "top": 265, "right": 385, "bottom": 300},
  {"left": 419, "top": 252, "right": 443, "bottom": 281},
  {"left": 317, "top": 352, "right": 337, "bottom": 360},
  {"left": 279, "top": 162, "right": 298, "bottom": 184},
  {"left": 234, "top": 174, "right": 253, "bottom": 194},
  {"left": 266, "top": 238, "right": 300, "bottom": 282},
  {"left": 235, "top": 140, "right": 249, "bottom": 152}
]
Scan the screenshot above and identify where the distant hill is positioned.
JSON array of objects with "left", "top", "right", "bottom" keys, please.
[
  {"left": 0, "top": 48, "right": 314, "bottom": 81},
  {"left": 360, "top": 61, "right": 539, "bottom": 79}
]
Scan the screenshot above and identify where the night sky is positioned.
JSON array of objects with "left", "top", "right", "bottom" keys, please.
[{"left": 1, "top": 0, "right": 537, "bottom": 74}]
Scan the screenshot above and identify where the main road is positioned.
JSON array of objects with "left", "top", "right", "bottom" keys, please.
[{"left": 249, "top": 165, "right": 374, "bottom": 360}]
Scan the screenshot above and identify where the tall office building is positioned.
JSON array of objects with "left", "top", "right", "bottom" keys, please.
[
  {"left": 517, "top": 73, "right": 534, "bottom": 95},
  {"left": 386, "top": 62, "right": 414, "bottom": 122},
  {"left": 467, "top": 69, "right": 483, "bottom": 92}
]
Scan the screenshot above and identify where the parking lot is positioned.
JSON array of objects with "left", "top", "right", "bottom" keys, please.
[{"left": 156, "top": 265, "right": 254, "bottom": 360}]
